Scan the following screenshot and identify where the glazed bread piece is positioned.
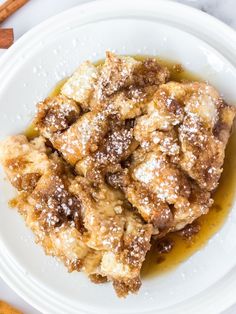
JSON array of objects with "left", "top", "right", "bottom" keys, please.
[
  {"left": 109, "top": 85, "right": 158, "bottom": 120},
  {"left": 94, "top": 52, "right": 169, "bottom": 101},
  {"left": 61, "top": 61, "right": 99, "bottom": 111},
  {"left": 0, "top": 135, "right": 52, "bottom": 192},
  {"left": 179, "top": 82, "right": 236, "bottom": 191},
  {"left": 135, "top": 82, "right": 236, "bottom": 191},
  {"left": 34, "top": 95, "right": 81, "bottom": 138},
  {"left": 0, "top": 135, "right": 93, "bottom": 272},
  {"left": 118, "top": 146, "right": 212, "bottom": 235},
  {"left": 51, "top": 110, "right": 109, "bottom": 165},
  {"left": 34, "top": 96, "right": 110, "bottom": 166},
  {"left": 75, "top": 118, "right": 139, "bottom": 182},
  {"left": 94, "top": 51, "right": 141, "bottom": 101},
  {"left": 70, "top": 178, "right": 152, "bottom": 297}
]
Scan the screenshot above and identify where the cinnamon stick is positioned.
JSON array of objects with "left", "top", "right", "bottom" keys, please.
[
  {"left": 0, "top": 28, "right": 14, "bottom": 48},
  {"left": 0, "top": 300, "right": 23, "bottom": 314},
  {"left": 0, "top": 0, "right": 29, "bottom": 24}
]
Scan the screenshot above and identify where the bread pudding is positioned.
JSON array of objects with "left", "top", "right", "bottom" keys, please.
[{"left": 0, "top": 52, "right": 235, "bottom": 297}]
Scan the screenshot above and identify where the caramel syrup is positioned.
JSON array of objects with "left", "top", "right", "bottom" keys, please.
[
  {"left": 142, "top": 128, "right": 236, "bottom": 277},
  {"left": 24, "top": 56, "right": 236, "bottom": 278},
  {"left": 24, "top": 78, "right": 68, "bottom": 139},
  {"left": 139, "top": 56, "right": 236, "bottom": 277}
]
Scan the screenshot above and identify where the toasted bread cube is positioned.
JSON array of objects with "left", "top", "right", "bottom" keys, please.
[
  {"left": 35, "top": 95, "right": 81, "bottom": 138},
  {"left": 110, "top": 86, "right": 158, "bottom": 120},
  {"left": 123, "top": 179, "right": 173, "bottom": 233},
  {"left": 70, "top": 179, "right": 152, "bottom": 295},
  {"left": 100, "top": 210, "right": 152, "bottom": 296},
  {"left": 134, "top": 83, "right": 185, "bottom": 139},
  {"left": 95, "top": 52, "right": 141, "bottom": 100},
  {"left": 179, "top": 83, "right": 236, "bottom": 191},
  {"left": 112, "top": 92, "right": 143, "bottom": 120},
  {"left": 52, "top": 111, "right": 109, "bottom": 165},
  {"left": 61, "top": 61, "right": 99, "bottom": 110},
  {"left": 70, "top": 179, "right": 126, "bottom": 251},
  {"left": 30, "top": 169, "right": 83, "bottom": 231},
  {"left": 0, "top": 135, "right": 50, "bottom": 192},
  {"left": 14, "top": 181, "right": 93, "bottom": 273},
  {"left": 121, "top": 144, "right": 213, "bottom": 234},
  {"left": 133, "top": 58, "right": 170, "bottom": 87}
]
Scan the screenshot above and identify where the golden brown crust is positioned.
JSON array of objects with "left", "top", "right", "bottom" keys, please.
[
  {"left": 31, "top": 170, "right": 83, "bottom": 232},
  {"left": 75, "top": 119, "right": 138, "bottom": 183},
  {"left": 113, "top": 277, "right": 141, "bottom": 298},
  {"left": 34, "top": 95, "right": 81, "bottom": 137},
  {"left": 52, "top": 111, "right": 109, "bottom": 165},
  {"left": 89, "top": 274, "right": 108, "bottom": 284}
]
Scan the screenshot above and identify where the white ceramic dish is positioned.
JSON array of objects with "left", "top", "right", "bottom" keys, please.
[{"left": 0, "top": 1, "right": 236, "bottom": 313}]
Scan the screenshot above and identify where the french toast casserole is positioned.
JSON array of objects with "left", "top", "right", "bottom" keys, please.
[{"left": 0, "top": 52, "right": 235, "bottom": 297}]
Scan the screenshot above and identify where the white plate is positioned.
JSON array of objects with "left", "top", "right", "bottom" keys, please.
[{"left": 0, "top": 1, "right": 236, "bottom": 313}]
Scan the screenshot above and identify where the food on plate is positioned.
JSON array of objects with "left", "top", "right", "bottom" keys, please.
[{"left": 0, "top": 52, "right": 235, "bottom": 297}]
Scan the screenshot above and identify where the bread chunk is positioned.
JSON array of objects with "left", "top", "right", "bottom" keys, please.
[
  {"left": 94, "top": 52, "right": 141, "bottom": 101},
  {"left": 70, "top": 178, "right": 152, "bottom": 295},
  {"left": 34, "top": 95, "right": 80, "bottom": 137},
  {"left": 135, "top": 82, "right": 236, "bottom": 191},
  {"left": 52, "top": 111, "right": 109, "bottom": 165},
  {"left": 61, "top": 61, "right": 99, "bottom": 110},
  {"left": 116, "top": 145, "right": 212, "bottom": 235},
  {"left": 0, "top": 135, "right": 50, "bottom": 192},
  {"left": 75, "top": 119, "right": 138, "bottom": 182}
]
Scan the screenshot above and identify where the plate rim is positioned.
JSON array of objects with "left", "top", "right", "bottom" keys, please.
[{"left": 0, "top": 1, "right": 236, "bottom": 313}]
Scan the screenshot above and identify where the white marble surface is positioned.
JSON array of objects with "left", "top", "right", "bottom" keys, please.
[{"left": 0, "top": 0, "right": 236, "bottom": 313}]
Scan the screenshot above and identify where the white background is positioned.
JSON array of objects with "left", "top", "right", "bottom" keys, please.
[{"left": 0, "top": 0, "right": 236, "bottom": 313}]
